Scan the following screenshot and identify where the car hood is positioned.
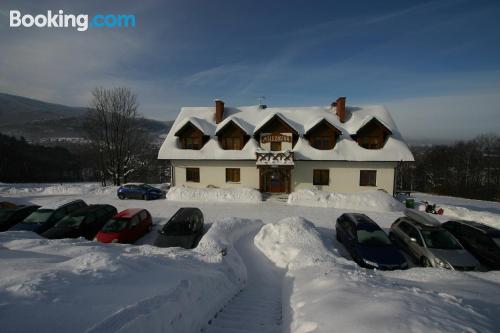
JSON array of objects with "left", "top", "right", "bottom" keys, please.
[
  {"left": 356, "top": 244, "right": 406, "bottom": 266},
  {"left": 96, "top": 231, "right": 121, "bottom": 243},
  {"left": 10, "top": 222, "right": 44, "bottom": 233},
  {"left": 430, "top": 249, "right": 479, "bottom": 267},
  {"left": 42, "top": 227, "right": 81, "bottom": 239},
  {"left": 154, "top": 233, "right": 197, "bottom": 249}
]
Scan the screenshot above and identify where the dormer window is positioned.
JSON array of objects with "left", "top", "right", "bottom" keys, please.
[
  {"left": 353, "top": 118, "right": 392, "bottom": 150},
  {"left": 304, "top": 119, "right": 341, "bottom": 150},
  {"left": 216, "top": 119, "right": 249, "bottom": 150},
  {"left": 175, "top": 121, "right": 208, "bottom": 150}
]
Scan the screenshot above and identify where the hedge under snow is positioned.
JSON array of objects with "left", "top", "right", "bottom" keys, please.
[
  {"left": 287, "top": 189, "right": 404, "bottom": 212},
  {"left": 166, "top": 187, "right": 262, "bottom": 203}
]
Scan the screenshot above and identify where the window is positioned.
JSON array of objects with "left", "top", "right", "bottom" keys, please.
[
  {"left": 312, "top": 136, "right": 334, "bottom": 150},
  {"left": 270, "top": 141, "right": 282, "bottom": 151},
  {"left": 180, "top": 137, "right": 201, "bottom": 150},
  {"left": 360, "top": 170, "right": 377, "bottom": 186},
  {"left": 358, "top": 136, "right": 382, "bottom": 149},
  {"left": 186, "top": 168, "right": 200, "bottom": 182},
  {"left": 221, "top": 137, "right": 242, "bottom": 150},
  {"left": 313, "top": 169, "right": 329, "bottom": 186},
  {"left": 226, "top": 168, "right": 240, "bottom": 183}
]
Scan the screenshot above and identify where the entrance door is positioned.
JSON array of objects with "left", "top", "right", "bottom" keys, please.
[{"left": 260, "top": 167, "right": 291, "bottom": 193}]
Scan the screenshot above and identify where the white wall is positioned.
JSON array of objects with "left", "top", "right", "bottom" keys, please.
[
  {"left": 292, "top": 161, "right": 397, "bottom": 194},
  {"left": 172, "top": 160, "right": 259, "bottom": 189},
  {"left": 171, "top": 160, "right": 397, "bottom": 194}
]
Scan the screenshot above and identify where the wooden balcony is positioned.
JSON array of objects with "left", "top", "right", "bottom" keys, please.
[{"left": 256, "top": 150, "right": 294, "bottom": 166}]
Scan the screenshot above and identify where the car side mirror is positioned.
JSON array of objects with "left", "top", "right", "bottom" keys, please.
[{"left": 410, "top": 237, "right": 417, "bottom": 243}]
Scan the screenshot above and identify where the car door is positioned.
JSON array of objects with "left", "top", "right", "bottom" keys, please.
[
  {"left": 397, "top": 222, "right": 420, "bottom": 259},
  {"left": 470, "top": 230, "right": 496, "bottom": 264},
  {"left": 128, "top": 216, "right": 141, "bottom": 242},
  {"left": 336, "top": 217, "right": 349, "bottom": 243},
  {"left": 81, "top": 214, "right": 97, "bottom": 239},
  {"left": 406, "top": 226, "right": 425, "bottom": 259}
]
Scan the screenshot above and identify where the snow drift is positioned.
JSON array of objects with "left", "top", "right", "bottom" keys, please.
[
  {"left": 287, "top": 189, "right": 404, "bottom": 212},
  {"left": 0, "top": 218, "right": 262, "bottom": 333},
  {"left": 440, "top": 205, "right": 500, "bottom": 229},
  {"left": 0, "top": 183, "right": 116, "bottom": 196},
  {"left": 166, "top": 186, "right": 262, "bottom": 203},
  {"left": 256, "top": 217, "right": 500, "bottom": 333}
]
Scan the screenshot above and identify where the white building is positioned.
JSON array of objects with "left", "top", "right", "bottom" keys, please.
[{"left": 158, "top": 97, "right": 414, "bottom": 194}]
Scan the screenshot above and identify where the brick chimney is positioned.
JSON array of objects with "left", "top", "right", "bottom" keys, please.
[
  {"left": 334, "top": 97, "right": 346, "bottom": 123},
  {"left": 214, "top": 99, "right": 224, "bottom": 124}
]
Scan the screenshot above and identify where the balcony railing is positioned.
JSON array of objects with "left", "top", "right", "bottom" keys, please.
[{"left": 256, "top": 150, "right": 294, "bottom": 166}]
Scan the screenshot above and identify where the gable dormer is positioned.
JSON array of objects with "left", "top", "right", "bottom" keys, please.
[
  {"left": 352, "top": 118, "right": 392, "bottom": 149},
  {"left": 253, "top": 114, "right": 299, "bottom": 150},
  {"left": 174, "top": 121, "right": 209, "bottom": 150},
  {"left": 304, "top": 119, "right": 342, "bottom": 150},
  {"left": 216, "top": 119, "right": 250, "bottom": 150}
]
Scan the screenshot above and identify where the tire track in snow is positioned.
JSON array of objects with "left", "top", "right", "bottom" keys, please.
[{"left": 202, "top": 231, "right": 284, "bottom": 333}]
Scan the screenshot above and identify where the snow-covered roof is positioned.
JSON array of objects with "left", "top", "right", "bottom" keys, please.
[{"left": 158, "top": 104, "right": 414, "bottom": 162}]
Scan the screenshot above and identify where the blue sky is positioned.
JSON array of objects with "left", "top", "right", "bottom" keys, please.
[{"left": 1, "top": 0, "right": 499, "bottom": 141}]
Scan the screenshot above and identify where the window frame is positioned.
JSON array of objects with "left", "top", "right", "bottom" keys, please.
[
  {"left": 270, "top": 141, "right": 282, "bottom": 151},
  {"left": 313, "top": 169, "right": 329, "bottom": 186},
  {"left": 186, "top": 168, "right": 200, "bottom": 183},
  {"left": 225, "top": 168, "right": 241, "bottom": 183},
  {"left": 221, "top": 137, "right": 242, "bottom": 150},
  {"left": 359, "top": 170, "right": 377, "bottom": 187}
]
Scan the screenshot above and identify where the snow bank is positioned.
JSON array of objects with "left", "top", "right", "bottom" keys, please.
[
  {"left": 166, "top": 186, "right": 262, "bottom": 203},
  {"left": 0, "top": 218, "right": 262, "bottom": 333},
  {"left": 440, "top": 205, "right": 500, "bottom": 229},
  {"left": 287, "top": 189, "right": 404, "bottom": 212},
  {"left": 0, "top": 183, "right": 116, "bottom": 196},
  {"left": 256, "top": 217, "right": 500, "bottom": 333}
]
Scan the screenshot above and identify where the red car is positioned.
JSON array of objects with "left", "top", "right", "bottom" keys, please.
[{"left": 95, "top": 208, "right": 152, "bottom": 244}]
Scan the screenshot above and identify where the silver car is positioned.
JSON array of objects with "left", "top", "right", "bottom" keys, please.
[{"left": 389, "top": 210, "right": 480, "bottom": 271}]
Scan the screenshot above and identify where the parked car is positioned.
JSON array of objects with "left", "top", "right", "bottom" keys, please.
[
  {"left": 95, "top": 208, "right": 153, "bottom": 244},
  {"left": 154, "top": 208, "right": 204, "bottom": 249},
  {"left": 11, "top": 200, "right": 87, "bottom": 235},
  {"left": 335, "top": 213, "right": 408, "bottom": 270},
  {"left": 42, "top": 204, "right": 117, "bottom": 240},
  {"left": 117, "top": 183, "right": 164, "bottom": 200},
  {"left": 442, "top": 220, "right": 500, "bottom": 270},
  {"left": 389, "top": 209, "right": 480, "bottom": 271},
  {"left": 0, "top": 201, "right": 17, "bottom": 209},
  {"left": 0, "top": 205, "right": 40, "bottom": 232}
]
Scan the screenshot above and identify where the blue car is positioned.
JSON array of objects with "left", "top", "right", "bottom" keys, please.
[
  {"left": 336, "top": 213, "right": 408, "bottom": 270},
  {"left": 117, "top": 183, "right": 164, "bottom": 200}
]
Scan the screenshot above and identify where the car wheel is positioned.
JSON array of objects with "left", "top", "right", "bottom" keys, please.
[
  {"left": 118, "top": 193, "right": 125, "bottom": 200},
  {"left": 421, "top": 257, "right": 432, "bottom": 267}
]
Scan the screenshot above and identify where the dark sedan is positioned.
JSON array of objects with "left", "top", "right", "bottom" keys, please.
[
  {"left": 154, "top": 208, "right": 204, "bottom": 249},
  {"left": 0, "top": 205, "right": 40, "bottom": 232},
  {"left": 42, "top": 204, "right": 117, "bottom": 240},
  {"left": 336, "top": 213, "right": 408, "bottom": 270},
  {"left": 442, "top": 220, "right": 500, "bottom": 270},
  {"left": 117, "top": 183, "right": 165, "bottom": 200},
  {"left": 11, "top": 200, "right": 87, "bottom": 235}
]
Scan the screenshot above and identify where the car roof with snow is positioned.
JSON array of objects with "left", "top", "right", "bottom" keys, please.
[
  {"left": 342, "top": 213, "right": 380, "bottom": 230},
  {"left": 158, "top": 103, "right": 414, "bottom": 162},
  {"left": 450, "top": 219, "right": 500, "bottom": 236}
]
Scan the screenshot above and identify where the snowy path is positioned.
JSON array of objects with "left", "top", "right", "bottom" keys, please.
[{"left": 203, "top": 231, "right": 284, "bottom": 333}]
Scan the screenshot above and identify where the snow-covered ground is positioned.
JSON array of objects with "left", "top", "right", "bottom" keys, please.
[{"left": 1, "top": 183, "right": 500, "bottom": 332}]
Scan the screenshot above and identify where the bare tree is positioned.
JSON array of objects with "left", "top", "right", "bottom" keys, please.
[{"left": 84, "top": 87, "right": 147, "bottom": 185}]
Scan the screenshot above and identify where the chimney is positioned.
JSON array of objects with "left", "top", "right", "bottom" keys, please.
[
  {"left": 214, "top": 99, "right": 224, "bottom": 124},
  {"left": 335, "top": 97, "right": 346, "bottom": 123}
]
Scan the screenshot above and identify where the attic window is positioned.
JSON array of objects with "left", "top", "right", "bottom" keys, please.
[{"left": 355, "top": 118, "right": 391, "bottom": 150}]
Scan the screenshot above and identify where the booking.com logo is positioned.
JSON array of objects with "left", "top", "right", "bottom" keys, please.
[{"left": 9, "top": 10, "right": 136, "bottom": 32}]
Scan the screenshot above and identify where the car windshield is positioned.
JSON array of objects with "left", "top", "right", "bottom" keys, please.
[
  {"left": 0, "top": 209, "right": 15, "bottom": 220},
  {"left": 23, "top": 209, "right": 53, "bottom": 223},
  {"left": 357, "top": 229, "right": 392, "bottom": 246},
  {"left": 55, "top": 216, "right": 85, "bottom": 228},
  {"left": 163, "top": 221, "right": 191, "bottom": 235},
  {"left": 102, "top": 219, "right": 129, "bottom": 232},
  {"left": 421, "top": 229, "right": 462, "bottom": 250},
  {"left": 492, "top": 238, "right": 500, "bottom": 248}
]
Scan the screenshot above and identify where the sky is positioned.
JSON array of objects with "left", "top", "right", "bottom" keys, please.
[{"left": 0, "top": 0, "right": 499, "bottom": 141}]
